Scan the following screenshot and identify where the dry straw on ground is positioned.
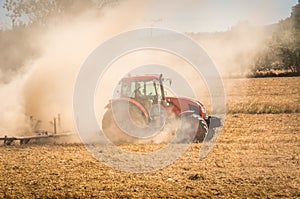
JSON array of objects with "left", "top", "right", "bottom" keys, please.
[{"left": 0, "top": 77, "right": 299, "bottom": 198}]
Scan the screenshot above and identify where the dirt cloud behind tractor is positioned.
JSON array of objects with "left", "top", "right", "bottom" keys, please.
[{"left": 0, "top": 1, "right": 148, "bottom": 136}]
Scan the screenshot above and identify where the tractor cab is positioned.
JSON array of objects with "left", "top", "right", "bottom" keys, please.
[{"left": 118, "top": 74, "right": 166, "bottom": 110}]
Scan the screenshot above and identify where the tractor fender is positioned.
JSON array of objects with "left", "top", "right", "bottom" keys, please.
[
  {"left": 105, "top": 98, "right": 149, "bottom": 119},
  {"left": 179, "top": 110, "right": 205, "bottom": 126},
  {"left": 178, "top": 110, "right": 197, "bottom": 118}
]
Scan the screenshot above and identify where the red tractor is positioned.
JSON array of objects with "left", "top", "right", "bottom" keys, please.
[{"left": 102, "top": 74, "right": 222, "bottom": 143}]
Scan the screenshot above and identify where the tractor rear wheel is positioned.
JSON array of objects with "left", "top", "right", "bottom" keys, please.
[{"left": 102, "top": 102, "right": 147, "bottom": 144}]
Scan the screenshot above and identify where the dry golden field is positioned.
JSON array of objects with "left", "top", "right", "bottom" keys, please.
[
  {"left": 225, "top": 77, "right": 300, "bottom": 114},
  {"left": 0, "top": 77, "right": 299, "bottom": 198}
]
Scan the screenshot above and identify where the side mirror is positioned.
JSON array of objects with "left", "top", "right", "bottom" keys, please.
[{"left": 162, "top": 78, "right": 172, "bottom": 86}]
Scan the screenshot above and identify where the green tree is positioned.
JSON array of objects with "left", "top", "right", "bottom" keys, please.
[
  {"left": 253, "top": 1, "right": 300, "bottom": 75},
  {"left": 291, "top": 0, "right": 300, "bottom": 73}
]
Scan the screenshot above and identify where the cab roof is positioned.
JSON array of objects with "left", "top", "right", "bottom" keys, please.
[{"left": 121, "top": 74, "right": 161, "bottom": 82}]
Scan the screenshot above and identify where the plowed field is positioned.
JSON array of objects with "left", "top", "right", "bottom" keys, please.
[{"left": 1, "top": 77, "right": 299, "bottom": 198}]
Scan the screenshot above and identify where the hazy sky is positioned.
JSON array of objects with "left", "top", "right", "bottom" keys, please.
[
  {"left": 0, "top": 0, "right": 298, "bottom": 32},
  {"left": 145, "top": 0, "right": 298, "bottom": 32}
]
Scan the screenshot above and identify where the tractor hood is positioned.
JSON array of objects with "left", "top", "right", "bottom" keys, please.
[{"left": 165, "top": 96, "right": 207, "bottom": 119}]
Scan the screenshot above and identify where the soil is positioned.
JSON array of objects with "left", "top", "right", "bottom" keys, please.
[{"left": 0, "top": 77, "right": 299, "bottom": 198}]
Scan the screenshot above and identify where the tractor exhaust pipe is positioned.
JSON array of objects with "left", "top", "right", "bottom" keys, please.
[{"left": 159, "top": 74, "right": 166, "bottom": 101}]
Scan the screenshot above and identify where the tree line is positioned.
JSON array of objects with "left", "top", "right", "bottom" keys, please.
[{"left": 252, "top": 0, "right": 300, "bottom": 76}]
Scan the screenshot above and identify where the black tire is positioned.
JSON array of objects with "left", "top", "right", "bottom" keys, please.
[
  {"left": 174, "top": 114, "right": 208, "bottom": 143},
  {"left": 193, "top": 116, "right": 208, "bottom": 142},
  {"left": 102, "top": 107, "right": 125, "bottom": 144},
  {"left": 102, "top": 102, "right": 147, "bottom": 144}
]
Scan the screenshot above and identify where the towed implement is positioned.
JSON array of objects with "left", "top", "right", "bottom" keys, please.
[
  {"left": 102, "top": 74, "right": 222, "bottom": 143},
  {"left": 0, "top": 115, "right": 73, "bottom": 145}
]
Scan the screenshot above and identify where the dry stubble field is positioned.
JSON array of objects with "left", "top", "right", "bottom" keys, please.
[{"left": 0, "top": 77, "right": 299, "bottom": 198}]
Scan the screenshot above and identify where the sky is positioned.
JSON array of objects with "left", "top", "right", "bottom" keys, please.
[
  {"left": 0, "top": 0, "right": 298, "bottom": 32},
  {"left": 145, "top": 0, "right": 299, "bottom": 32}
]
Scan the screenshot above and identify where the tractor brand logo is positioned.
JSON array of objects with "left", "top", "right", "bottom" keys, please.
[{"left": 73, "top": 28, "right": 226, "bottom": 173}]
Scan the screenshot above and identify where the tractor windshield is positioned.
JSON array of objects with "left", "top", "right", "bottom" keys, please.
[{"left": 120, "top": 78, "right": 162, "bottom": 101}]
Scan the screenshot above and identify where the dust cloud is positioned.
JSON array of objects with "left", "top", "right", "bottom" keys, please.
[
  {"left": 189, "top": 22, "right": 268, "bottom": 78},
  {"left": 0, "top": 0, "right": 274, "bottom": 139},
  {"left": 0, "top": 0, "right": 147, "bottom": 136}
]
